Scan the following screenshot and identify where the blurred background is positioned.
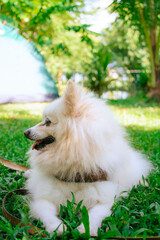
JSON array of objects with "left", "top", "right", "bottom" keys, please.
[{"left": 0, "top": 0, "right": 160, "bottom": 103}]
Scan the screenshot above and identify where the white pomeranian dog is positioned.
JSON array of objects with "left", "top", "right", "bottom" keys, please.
[{"left": 24, "top": 81, "right": 151, "bottom": 236}]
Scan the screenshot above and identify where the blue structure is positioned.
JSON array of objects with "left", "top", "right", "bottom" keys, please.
[{"left": 0, "top": 22, "right": 58, "bottom": 103}]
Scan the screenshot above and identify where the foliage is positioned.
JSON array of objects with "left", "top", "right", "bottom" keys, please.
[
  {"left": 102, "top": 180, "right": 160, "bottom": 237},
  {"left": 102, "top": 19, "right": 151, "bottom": 93},
  {"left": 83, "top": 44, "right": 112, "bottom": 96},
  {"left": 44, "top": 23, "right": 93, "bottom": 78},
  {"left": 0, "top": 0, "right": 84, "bottom": 40},
  {"left": 103, "top": 19, "right": 149, "bottom": 71},
  {"left": 0, "top": 0, "right": 94, "bottom": 78},
  {"left": 131, "top": 71, "right": 149, "bottom": 91},
  {"left": 109, "top": 0, "right": 160, "bottom": 89},
  {"left": 0, "top": 99, "right": 160, "bottom": 239}
]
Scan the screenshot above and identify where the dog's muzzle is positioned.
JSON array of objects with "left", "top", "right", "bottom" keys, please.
[{"left": 24, "top": 130, "right": 55, "bottom": 150}]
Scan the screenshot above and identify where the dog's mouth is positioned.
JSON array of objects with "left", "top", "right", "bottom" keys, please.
[{"left": 32, "top": 136, "right": 55, "bottom": 150}]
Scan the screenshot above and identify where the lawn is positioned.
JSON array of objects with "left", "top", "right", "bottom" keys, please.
[{"left": 0, "top": 96, "right": 160, "bottom": 239}]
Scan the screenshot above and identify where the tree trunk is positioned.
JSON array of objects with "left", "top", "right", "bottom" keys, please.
[
  {"left": 147, "top": 68, "right": 160, "bottom": 101},
  {"left": 138, "top": 0, "right": 156, "bottom": 87},
  {"left": 149, "top": 25, "right": 160, "bottom": 100},
  {"left": 147, "top": 63, "right": 160, "bottom": 101},
  {"left": 155, "top": 26, "right": 160, "bottom": 94},
  {"left": 155, "top": 65, "right": 160, "bottom": 92},
  {"left": 147, "top": 0, "right": 160, "bottom": 100}
]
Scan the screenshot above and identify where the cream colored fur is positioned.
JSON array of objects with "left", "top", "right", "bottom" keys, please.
[{"left": 26, "top": 81, "right": 152, "bottom": 235}]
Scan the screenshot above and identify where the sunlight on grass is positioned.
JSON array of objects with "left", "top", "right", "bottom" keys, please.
[
  {"left": 111, "top": 106, "right": 160, "bottom": 130},
  {"left": 1, "top": 103, "right": 159, "bottom": 130},
  {"left": 0, "top": 103, "right": 47, "bottom": 120}
]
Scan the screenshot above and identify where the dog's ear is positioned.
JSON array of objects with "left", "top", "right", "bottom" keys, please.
[{"left": 64, "top": 80, "right": 80, "bottom": 116}]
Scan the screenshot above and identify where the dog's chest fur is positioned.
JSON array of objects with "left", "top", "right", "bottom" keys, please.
[{"left": 27, "top": 169, "right": 119, "bottom": 210}]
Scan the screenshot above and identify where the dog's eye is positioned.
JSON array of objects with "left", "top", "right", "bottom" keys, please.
[{"left": 45, "top": 118, "right": 51, "bottom": 126}]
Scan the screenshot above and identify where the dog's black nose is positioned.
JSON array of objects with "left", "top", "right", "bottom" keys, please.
[{"left": 24, "top": 130, "right": 30, "bottom": 138}]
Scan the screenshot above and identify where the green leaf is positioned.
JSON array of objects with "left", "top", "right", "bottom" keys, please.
[
  {"left": 101, "top": 230, "right": 120, "bottom": 238},
  {"left": 132, "top": 228, "right": 149, "bottom": 236},
  {"left": 81, "top": 206, "right": 90, "bottom": 238}
]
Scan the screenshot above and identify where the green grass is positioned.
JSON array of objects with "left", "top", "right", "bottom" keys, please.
[{"left": 0, "top": 97, "right": 160, "bottom": 239}]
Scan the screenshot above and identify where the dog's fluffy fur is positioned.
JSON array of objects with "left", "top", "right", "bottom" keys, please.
[{"left": 25, "top": 81, "right": 152, "bottom": 235}]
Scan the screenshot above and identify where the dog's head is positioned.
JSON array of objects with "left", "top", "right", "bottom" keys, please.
[{"left": 24, "top": 81, "right": 91, "bottom": 151}]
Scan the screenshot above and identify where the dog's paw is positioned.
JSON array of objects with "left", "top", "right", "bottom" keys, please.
[
  {"left": 90, "top": 225, "right": 98, "bottom": 237},
  {"left": 56, "top": 224, "right": 66, "bottom": 235},
  {"left": 46, "top": 222, "right": 66, "bottom": 235},
  {"left": 77, "top": 223, "right": 85, "bottom": 234},
  {"left": 77, "top": 223, "right": 98, "bottom": 236}
]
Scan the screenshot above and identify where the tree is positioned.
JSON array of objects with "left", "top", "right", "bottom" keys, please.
[
  {"left": 109, "top": 0, "right": 160, "bottom": 98},
  {"left": 0, "top": 0, "right": 93, "bottom": 80},
  {"left": 103, "top": 19, "right": 150, "bottom": 91},
  {"left": 83, "top": 44, "right": 112, "bottom": 97},
  {"left": 103, "top": 20, "right": 149, "bottom": 70},
  {"left": 0, "top": 0, "right": 84, "bottom": 43}
]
